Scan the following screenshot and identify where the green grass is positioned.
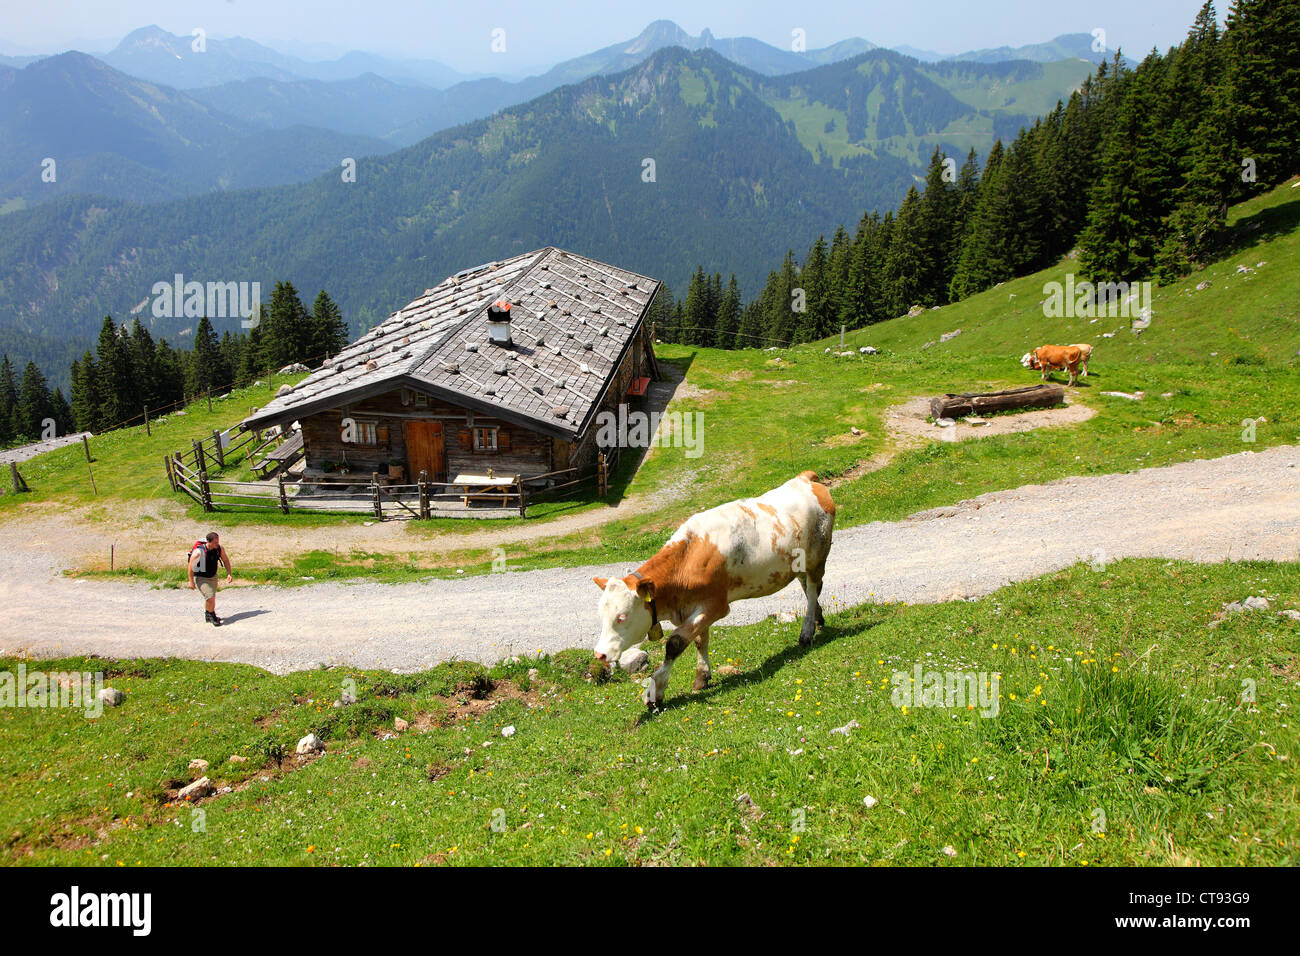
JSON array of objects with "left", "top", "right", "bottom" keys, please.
[
  {"left": 5, "top": 182, "right": 1299, "bottom": 588},
  {"left": 3, "top": 558, "right": 1295, "bottom": 865}
]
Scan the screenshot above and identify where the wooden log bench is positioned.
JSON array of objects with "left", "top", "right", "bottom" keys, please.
[{"left": 929, "top": 384, "right": 1065, "bottom": 420}]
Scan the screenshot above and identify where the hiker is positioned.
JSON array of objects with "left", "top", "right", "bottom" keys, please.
[{"left": 188, "top": 532, "right": 233, "bottom": 626}]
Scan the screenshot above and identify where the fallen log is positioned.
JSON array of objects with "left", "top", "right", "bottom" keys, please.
[{"left": 930, "top": 384, "right": 1065, "bottom": 420}]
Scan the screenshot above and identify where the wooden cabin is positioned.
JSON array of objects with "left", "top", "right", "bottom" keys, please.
[{"left": 241, "top": 247, "right": 660, "bottom": 486}]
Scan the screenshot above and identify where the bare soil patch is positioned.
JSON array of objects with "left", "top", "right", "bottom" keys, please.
[{"left": 829, "top": 393, "right": 1096, "bottom": 486}]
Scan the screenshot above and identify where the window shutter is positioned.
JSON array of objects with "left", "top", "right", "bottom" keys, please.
[
  {"left": 497, "top": 429, "right": 511, "bottom": 451},
  {"left": 377, "top": 425, "right": 390, "bottom": 446},
  {"left": 458, "top": 428, "right": 472, "bottom": 450}
]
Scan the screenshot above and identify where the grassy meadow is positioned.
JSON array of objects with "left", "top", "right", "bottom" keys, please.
[
  {"left": 2, "top": 558, "right": 1295, "bottom": 866},
  {"left": 9, "top": 181, "right": 1296, "bottom": 585}
]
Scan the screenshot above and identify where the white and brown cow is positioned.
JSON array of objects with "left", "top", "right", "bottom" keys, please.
[
  {"left": 1021, "top": 344, "right": 1084, "bottom": 386},
  {"left": 593, "top": 471, "right": 836, "bottom": 707}
]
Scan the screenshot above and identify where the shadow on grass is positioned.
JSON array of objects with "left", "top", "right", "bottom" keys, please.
[
  {"left": 1221, "top": 195, "right": 1300, "bottom": 260},
  {"left": 633, "top": 612, "right": 881, "bottom": 724}
]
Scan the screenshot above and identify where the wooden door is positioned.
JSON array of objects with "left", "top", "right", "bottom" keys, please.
[{"left": 406, "top": 422, "right": 444, "bottom": 481}]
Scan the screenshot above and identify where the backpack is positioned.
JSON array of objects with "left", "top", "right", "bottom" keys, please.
[{"left": 187, "top": 541, "right": 208, "bottom": 572}]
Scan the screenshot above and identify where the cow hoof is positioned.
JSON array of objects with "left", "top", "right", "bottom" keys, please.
[{"left": 693, "top": 674, "right": 711, "bottom": 691}]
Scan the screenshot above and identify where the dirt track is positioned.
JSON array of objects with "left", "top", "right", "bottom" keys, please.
[{"left": 2, "top": 445, "right": 1296, "bottom": 673}]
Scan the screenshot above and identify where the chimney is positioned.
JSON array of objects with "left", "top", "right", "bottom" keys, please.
[{"left": 486, "top": 299, "right": 512, "bottom": 345}]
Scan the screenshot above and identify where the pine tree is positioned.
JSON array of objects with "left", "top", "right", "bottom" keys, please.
[
  {"left": 646, "top": 283, "right": 675, "bottom": 345},
  {"left": 883, "top": 187, "right": 926, "bottom": 316},
  {"left": 768, "top": 251, "right": 801, "bottom": 345},
  {"left": 238, "top": 322, "right": 265, "bottom": 383},
  {"left": 128, "top": 318, "right": 161, "bottom": 411},
  {"left": 801, "top": 236, "right": 831, "bottom": 341},
  {"left": 1078, "top": 54, "right": 1169, "bottom": 282},
  {"left": 309, "top": 290, "right": 349, "bottom": 364},
  {"left": 916, "top": 148, "right": 959, "bottom": 306},
  {"left": 736, "top": 286, "right": 768, "bottom": 348},
  {"left": 51, "top": 387, "right": 74, "bottom": 437},
  {"left": 154, "top": 340, "right": 185, "bottom": 409},
  {"left": 187, "top": 317, "right": 225, "bottom": 396},
  {"left": 715, "top": 275, "right": 741, "bottom": 348},
  {"left": 94, "top": 317, "right": 133, "bottom": 431},
  {"left": 1220, "top": 0, "right": 1300, "bottom": 188},
  {"left": 262, "top": 281, "right": 312, "bottom": 370},
  {"left": 70, "top": 352, "right": 98, "bottom": 433},
  {"left": 682, "top": 267, "right": 713, "bottom": 346},
  {"left": 825, "top": 225, "right": 853, "bottom": 334},
  {"left": 16, "top": 361, "right": 55, "bottom": 441},
  {"left": 0, "top": 355, "right": 17, "bottom": 444}
]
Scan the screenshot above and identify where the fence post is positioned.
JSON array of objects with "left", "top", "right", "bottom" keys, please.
[
  {"left": 144, "top": 405, "right": 151, "bottom": 437},
  {"left": 418, "top": 470, "right": 430, "bottom": 520},
  {"left": 10, "top": 462, "right": 26, "bottom": 494},
  {"left": 194, "top": 440, "right": 212, "bottom": 511},
  {"left": 517, "top": 476, "right": 526, "bottom": 518},
  {"left": 277, "top": 473, "right": 290, "bottom": 514},
  {"left": 82, "top": 434, "right": 92, "bottom": 462},
  {"left": 371, "top": 473, "right": 382, "bottom": 518},
  {"left": 212, "top": 429, "right": 225, "bottom": 469},
  {"left": 164, "top": 455, "right": 176, "bottom": 492},
  {"left": 597, "top": 452, "right": 608, "bottom": 499},
  {"left": 206, "top": 391, "right": 212, "bottom": 414}
]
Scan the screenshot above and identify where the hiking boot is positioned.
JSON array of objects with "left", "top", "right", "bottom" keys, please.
[
  {"left": 210, "top": 613, "right": 223, "bottom": 627},
  {"left": 204, "top": 610, "right": 213, "bottom": 623}
]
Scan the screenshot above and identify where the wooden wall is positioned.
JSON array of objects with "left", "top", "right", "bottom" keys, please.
[
  {"left": 296, "top": 325, "right": 655, "bottom": 483},
  {"left": 299, "top": 388, "right": 552, "bottom": 480}
]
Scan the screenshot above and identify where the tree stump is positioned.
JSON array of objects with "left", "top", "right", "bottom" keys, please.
[{"left": 929, "top": 384, "right": 1064, "bottom": 420}]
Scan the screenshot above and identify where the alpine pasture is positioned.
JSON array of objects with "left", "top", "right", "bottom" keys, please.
[{"left": 1, "top": 182, "right": 1298, "bottom": 866}]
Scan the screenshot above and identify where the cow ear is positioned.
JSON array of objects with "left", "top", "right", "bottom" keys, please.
[
  {"left": 592, "top": 576, "right": 609, "bottom": 590},
  {"left": 634, "top": 578, "right": 655, "bottom": 603}
]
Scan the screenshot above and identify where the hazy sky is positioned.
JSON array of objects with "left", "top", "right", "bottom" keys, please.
[{"left": 0, "top": 0, "right": 1215, "bottom": 73}]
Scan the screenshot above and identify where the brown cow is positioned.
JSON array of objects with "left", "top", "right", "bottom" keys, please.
[
  {"left": 593, "top": 471, "right": 836, "bottom": 707},
  {"left": 1021, "top": 345, "right": 1084, "bottom": 386}
]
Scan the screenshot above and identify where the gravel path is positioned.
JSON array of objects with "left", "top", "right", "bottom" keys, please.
[{"left": 2, "top": 445, "right": 1296, "bottom": 674}]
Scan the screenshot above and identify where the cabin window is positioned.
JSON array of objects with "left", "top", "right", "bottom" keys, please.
[
  {"left": 414, "top": 392, "right": 428, "bottom": 407},
  {"left": 473, "top": 427, "right": 498, "bottom": 452},
  {"left": 356, "top": 421, "right": 378, "bottom": 446}
]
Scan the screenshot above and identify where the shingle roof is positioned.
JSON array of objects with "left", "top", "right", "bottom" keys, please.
[{"left": 242, "top": 248, "right": 660, "bottom": 439}]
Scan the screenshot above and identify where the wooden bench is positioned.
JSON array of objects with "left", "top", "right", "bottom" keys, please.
[
  {"left": 252, "top": 430, "right": 304, "bottom": 479},
  {"left": 451, "top": 471, "right": 519, "bottom": 507}
]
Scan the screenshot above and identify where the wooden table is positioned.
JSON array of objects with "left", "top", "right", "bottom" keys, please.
[{"left": 451, "top": 471, "right": 519, "bottom": 507}]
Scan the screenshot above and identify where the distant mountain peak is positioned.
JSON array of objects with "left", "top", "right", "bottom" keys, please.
[{"left": 626, "top": 20, "right": 690, "bottom": 55}]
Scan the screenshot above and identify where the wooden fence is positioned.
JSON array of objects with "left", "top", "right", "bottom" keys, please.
[
  {"left": 169, "top": 425, "right": 271, "bottom": 478},
  {"left": 166, "top": 449, "right": 619, "bottom": 520}
]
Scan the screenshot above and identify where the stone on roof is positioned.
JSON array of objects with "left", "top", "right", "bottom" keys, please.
[{"left": 243, "top": 247, "right": 659, "bottom": 438}]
